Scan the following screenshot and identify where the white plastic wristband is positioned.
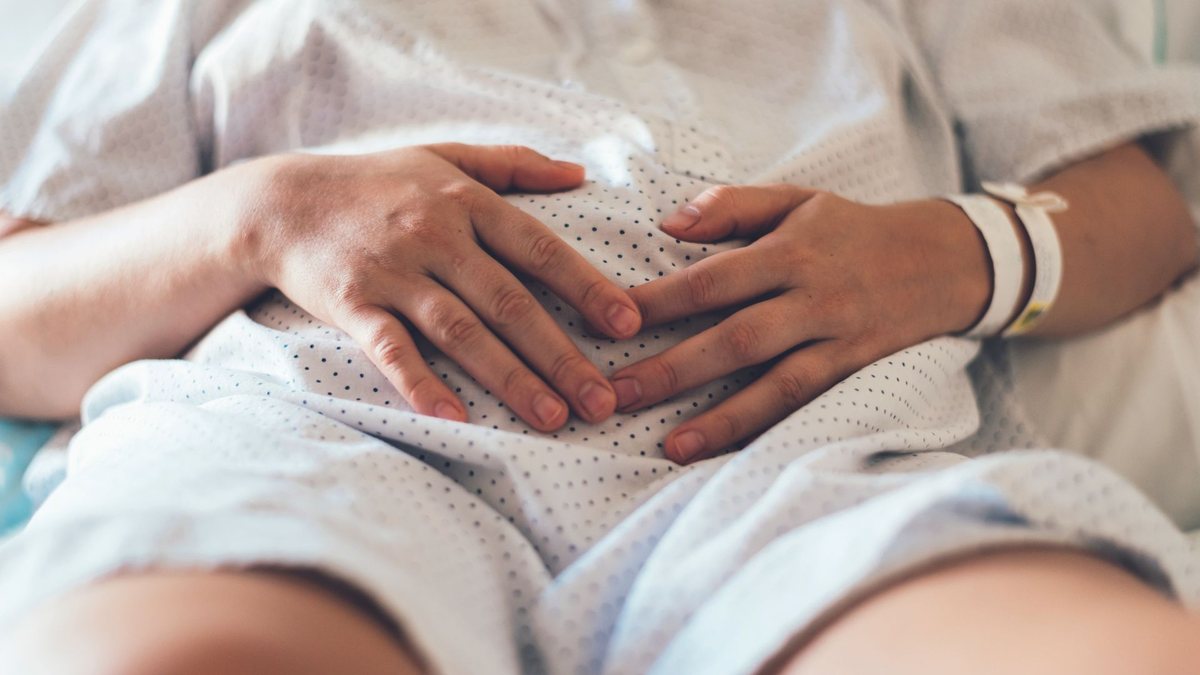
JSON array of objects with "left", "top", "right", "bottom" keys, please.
[
  {"left": 981, "top": 181, "right": 1069, "bottom": 337},
  {"left": 943, "top": 194, "right": 1025, "bottom": 338}
]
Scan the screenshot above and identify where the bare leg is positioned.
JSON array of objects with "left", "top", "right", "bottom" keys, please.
[
  {"left": 776, "top": 549, "right": 1200, "bottom": 675},
  {"left": 2, "top": 570, "right": 426, "bottom": 675}
]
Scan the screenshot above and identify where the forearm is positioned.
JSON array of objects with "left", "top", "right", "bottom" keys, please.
[
  {"left": 1018, "top": 143, "right": 1198, "bottom": 336},
  {"left": 931, "top": 143, "right": 1198, "bottom": 338},
  {"left": 0, "top": 165, "right": 268, "bottom": 419},
  {"left": 617, "top": 142, "right": 1200, "bottom": 459}
]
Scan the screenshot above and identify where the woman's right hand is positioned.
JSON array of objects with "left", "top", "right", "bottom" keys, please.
[{"left": 242, "top": 143, "right": 641, "bottom": 431}]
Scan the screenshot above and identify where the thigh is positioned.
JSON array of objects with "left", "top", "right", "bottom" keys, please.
[
  {"left": 0, "top": 397, "right": 548, "bottom": 675},
  {"left": 2, "top": 569, "right": 425, "bottom": 675},
  {"left": 776, "top": 548, "right": 1200, "bottom": 675}
]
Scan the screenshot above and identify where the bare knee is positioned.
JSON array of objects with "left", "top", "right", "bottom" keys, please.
[
  {"left": 2, "top": 570, "right": 425, "bottom": 675},
  {"left": 776, "top": 548, "right": 1200, "bottom": 675}
]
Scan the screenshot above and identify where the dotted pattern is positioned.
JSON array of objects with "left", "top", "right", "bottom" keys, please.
[{"left": 4, "top": 2, "right": 1200, "bottom": 674}]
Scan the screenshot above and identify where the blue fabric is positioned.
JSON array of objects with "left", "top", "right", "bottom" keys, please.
[
  {"left": 0, "top": 419, "right": 55, "bottom": 534},
  {"left": 1156, "top": 0, "right": 1168, "bottom": 63}
]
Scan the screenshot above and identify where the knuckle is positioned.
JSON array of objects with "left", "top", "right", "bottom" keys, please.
[
  {"left": 683, "top": 265, "right": 720, "bottom": 307},
  {"left": 489, "top": 286, "right": 536, "bottom": 326},
  {"left": 548, "top": 351, "right": 589, "bottom": 385},
  {"left": 755, "top": 230, "right": 793, "bottom": 256},
  {"left": 578, "top": 277, "right": 610, "bottom": 311},
  {"left": 426, "top": 300, "right": 481, "bottom": 347},
  {"left": 404, "top": 373, "right": 440, "bottom": 402},
  {"left": 420, "top": 227, "right": 460, "bottom": 255},
  {"left": 502, "top": 365, "right": 538, "bottom": 397},
  {"left": 380, "top": 197, "right": 421, "bottom": 226},
  {"left": 723, "top": 321, "right": 762, "bottom": 363},
  {"left": 497, "top": 144, "right": 532, "bottom": 161},
  {"left": 704, "top": 185, "right": 740, "bottom": 211},
  {"left": 648, "top": 357, "right": 681, "bottom": 394},
  {"left": 756, "top": 234, "right": 808, "bottom": 281},
  {"left": 331, "top": 278, "right": 368, "bottom": 308},
  {"left": 772, "top": 370, "right": 809, "bottom": 408},
  {"left": 424, "top": 298, "right": 452, "bottom": 324},
  {"left": 381, "top": 201, "right": 469, "bottom": 252},
  {"left": 371, "top": 334, "right": 409, "bottom": 375},
  {"left": 421, "top": 141, "right": 461, "bottom": 157},
  {"left": 438, "top": 181, "right": 483, "bottom": 208},
  {"left": 339, "top": 300, "right": 376, "bottom": 327},
  {"left": 525, "top": 233, "right": 567, "bottom": 273},
  {"left": 805, "top": 189, "right": 841, "bottom": 213},
  {"left": 439, "top": 314, "right": 483, "bottom": 347},
  {"left": 710, "top": 410, "right": 742, "bottom": 442}
]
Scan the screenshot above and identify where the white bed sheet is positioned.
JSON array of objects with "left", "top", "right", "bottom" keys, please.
[
  {"left": 1008, "top": 0, "right": 1200, "bottom": 524},
  {"left": 0, "top": 0, "right": 73, "bottom": 100},
  {"left": 1010, "top": 271, "right": 1200, "bottom": 527}
]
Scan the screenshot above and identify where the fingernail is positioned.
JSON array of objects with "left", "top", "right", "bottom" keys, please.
[
  {"left": 612, "top": 377, "right": 642, "bottom": 410},
  {"left": 533, "top": 393, "right": 565, "bottom": 427},
  {"left": 671, "top": 430, "right": 706, "bottom": 461},
  {"left": 434, "top": 401, "right": 463, "bottom": 421},
  {"left": 662, "top": 205, "right": 701, "bottom": 232},
  {"left": 553, "top": 160, "right": 584, "bottom": 172},
  {"left": 578, "top": 380, "right": 615, "bottom": 420},
  {"left": 605, "top": 304, "right": 639, "bottom": 336}
]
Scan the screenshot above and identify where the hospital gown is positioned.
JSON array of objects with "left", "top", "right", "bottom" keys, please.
[{"left": 3, "top": 1, "right": 1200, "bottom": 673}]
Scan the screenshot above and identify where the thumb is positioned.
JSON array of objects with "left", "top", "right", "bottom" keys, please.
[
  {"left": 426, "top": 143, "right": 585, "bottom": 193},
  {"left": 661, "top": 184, "right": 817, "bottom": 242}
]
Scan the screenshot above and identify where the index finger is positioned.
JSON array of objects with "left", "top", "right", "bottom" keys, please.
[
  {"left": 430, "top": 250, "right": 620, "bottom": 423},
  {"left": 472, "top": 195, "right": 643, "bottom": 340},
  {"left": 627, "top": 247, "right": 782, "bottom": 328},
  {"left": 664, "top": 340, "right": 853, "bottom": 463},
  {"left": 334, "top": 304, "right": 468, "bottom": 422}
]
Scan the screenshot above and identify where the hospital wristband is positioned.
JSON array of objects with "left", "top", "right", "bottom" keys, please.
[
  {"left": 943, "top": 194, "right": 1026, "bottom": 338},
  {"left": 981, "top": 181, "right": 1070, "bottom": 337}
]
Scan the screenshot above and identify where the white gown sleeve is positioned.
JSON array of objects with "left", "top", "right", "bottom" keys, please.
[
  {"left": 900, "top": 0, "right": 1200, "bottom": 184},
  {"left": 0, "top": 1, "right": 212, "bottom": 221}
]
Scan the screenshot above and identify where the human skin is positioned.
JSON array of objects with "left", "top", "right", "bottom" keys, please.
[
  {"left": 1, "top": 570, "right": 429, "bottom": 675},
  {"left": 613, "top": 143, "right": 1199, "bottom": 462},
  {"left": 776, "top": 548, "right": 1200, "bottom": 675},
  {"left": 1, "top": 142, "right": 1194, "bottom": 446},
  {"left": 4, "top": 549, "right": 1198, "bottom": 674},
  {"left": 2, "top": 142, "right": 1198, "bottom": 672},
  {"left": 0, "top": 143, "right": 643, "bottom": 429}
]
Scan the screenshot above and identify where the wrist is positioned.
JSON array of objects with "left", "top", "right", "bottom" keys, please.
[
  {"left": 916, "top": 199, "right": 995, "bottom": 336},
  {"left": 220, "top": 155, "right": 295, "bottom": 293},
  {"left": 920, "top": 197, "right": 1035, "bottom": 337}
]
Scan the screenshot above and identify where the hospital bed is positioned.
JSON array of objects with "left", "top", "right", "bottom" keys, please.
[{"left": 2, "top": 0, "right": 1200, "bottom": 536}]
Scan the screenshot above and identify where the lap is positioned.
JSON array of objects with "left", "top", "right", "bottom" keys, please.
[
  {"left": 4, "top": 351, "right": 1200, "bottom": 674},
  {"left": 778, "top": 548, "right": 1200, "bottom": 675},
  {"left": 2, "top": 569, "right": 423, "bottom": 675},
  {"left": 10, "top": 548, "right": 1198, "bottom": 675}
]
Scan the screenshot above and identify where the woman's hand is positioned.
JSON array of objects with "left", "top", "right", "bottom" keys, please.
[
  {"left": 246, "top": 143, "right": 642, "bottom": 431},
  {"left": 610, "top": 185, "right": 991, "bottom": 463}
]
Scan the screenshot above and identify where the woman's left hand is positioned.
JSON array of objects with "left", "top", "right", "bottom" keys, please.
[{"left": 610, "top": 184, "right": 993, "bottom": 464}]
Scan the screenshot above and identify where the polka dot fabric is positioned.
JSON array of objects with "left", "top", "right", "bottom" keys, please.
[{"left": 5, "top": 2, "right": 1200, "bottom": 674}]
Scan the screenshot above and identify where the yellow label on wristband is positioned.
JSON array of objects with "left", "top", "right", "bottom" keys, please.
[
  {"left": 981, "top": 181, "right": 1068, "bottom": 338},
  {"left": 1006, "top": 302, "right": 1048, "bottom": 336}
]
